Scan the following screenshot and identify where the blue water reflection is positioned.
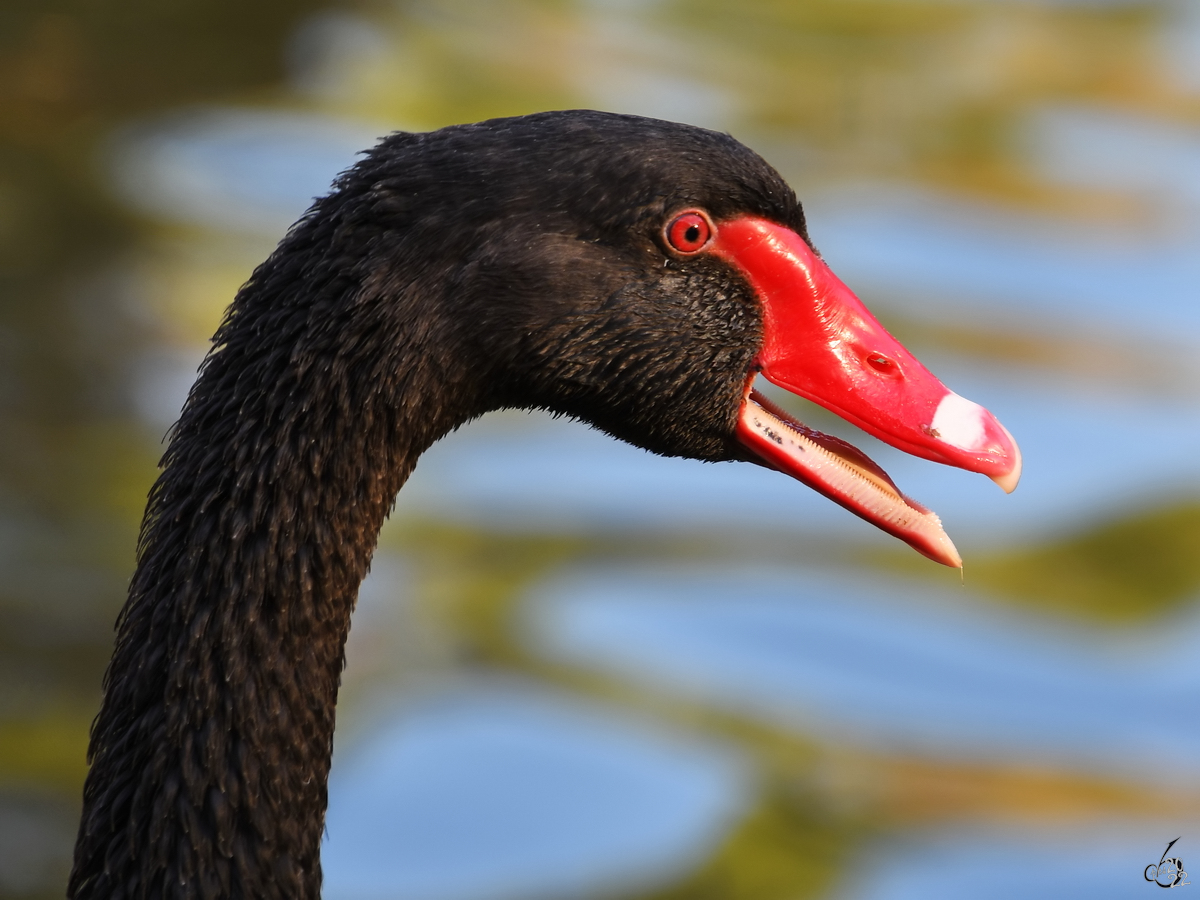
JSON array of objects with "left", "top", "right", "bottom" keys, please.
[
  {"left": 805, "top": 185, "right": 1200, "bottom": 344},
  {"left": 321, "top": 686, "right": 749, "bottom": 900},
  {"left": 525, "top": 567, "right": 1200, "bottom": 781},
  {"left": 108, "top": 108, "right": 385, "bottom": 235},
  {"left": 1027, "top": 105, "right": 1200, "bottom": 204}
]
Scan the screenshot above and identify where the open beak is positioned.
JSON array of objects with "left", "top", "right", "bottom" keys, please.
[{"left": 709, "top": 217, "right": 1022, "bottom": 568}]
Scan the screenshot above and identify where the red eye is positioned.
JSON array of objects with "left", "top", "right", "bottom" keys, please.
[{"left": 665, "top": 211, "right": 713, "bottom": 254}]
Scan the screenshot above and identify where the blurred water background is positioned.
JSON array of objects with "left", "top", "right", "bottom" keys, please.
[{"left": 2, "top": 0, "right": 1198, "bottom": 897}]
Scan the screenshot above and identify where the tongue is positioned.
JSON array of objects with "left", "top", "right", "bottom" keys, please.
[{"left": 737, "top": 389, "right": 962, "bottom": 568}]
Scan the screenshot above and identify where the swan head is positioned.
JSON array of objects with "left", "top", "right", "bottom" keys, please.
[{"left": 333, "top": 110, "right": 1020, "bottom": 566}]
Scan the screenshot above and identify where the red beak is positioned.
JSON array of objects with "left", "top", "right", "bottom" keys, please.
[{"left": 708, "top": 217, "right": 1022, "bottom": 567}]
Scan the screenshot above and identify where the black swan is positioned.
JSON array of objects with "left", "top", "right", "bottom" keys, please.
[{"left": 70, "top": 110, "right": 1020, "bottom": 900}]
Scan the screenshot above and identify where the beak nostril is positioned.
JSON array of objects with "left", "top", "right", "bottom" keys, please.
[{"left": 866, "top": 353, "right": 897, "bottom": 374}]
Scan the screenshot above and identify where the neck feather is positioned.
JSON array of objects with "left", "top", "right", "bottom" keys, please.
[{"left": 70, "top": 202, "right": 473, "bottom": 900}]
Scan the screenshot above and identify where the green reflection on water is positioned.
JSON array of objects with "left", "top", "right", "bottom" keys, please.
[
  {"left": 875, "top": 495, "right": 1200, "bottom": 625},
  {"left": 0, "top": 1, "right": 342, "bottom": 896},
  {"left": 643, "top": 794, "right": 855, "bottom": 900},
  {"left": 970, "top": 501, "right": 1200, "bottom": 624}
]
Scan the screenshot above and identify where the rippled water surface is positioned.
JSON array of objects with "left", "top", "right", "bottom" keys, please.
[
  {"left": 321, "top": 686, "right": 748, "bottom": 900},
  {"left": 526, "top": 566, "right": 1200, "bottom": 777},
  {"left": 1, "top": 1, "right": 1198, "bottom": 898}
]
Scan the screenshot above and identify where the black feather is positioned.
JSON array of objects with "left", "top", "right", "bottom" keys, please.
[{"left": 70, "top": 109, "right": 803, "bottom": 900}]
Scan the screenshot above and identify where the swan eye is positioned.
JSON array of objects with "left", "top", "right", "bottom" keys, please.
[{"left": 665, "top": 211, "right": 713, "bottom": 254}]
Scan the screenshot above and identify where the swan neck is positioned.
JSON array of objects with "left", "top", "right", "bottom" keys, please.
[{"left": 70, "top": 207, "right": 471, "bottom": 899}]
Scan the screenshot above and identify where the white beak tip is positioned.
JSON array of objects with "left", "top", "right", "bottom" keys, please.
[
  {"left": 990, "top": 469, "right": 1020, "bottom": 494},
  {"left": 989, "top": 423, "right": 1022, "bottom": 494}
]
